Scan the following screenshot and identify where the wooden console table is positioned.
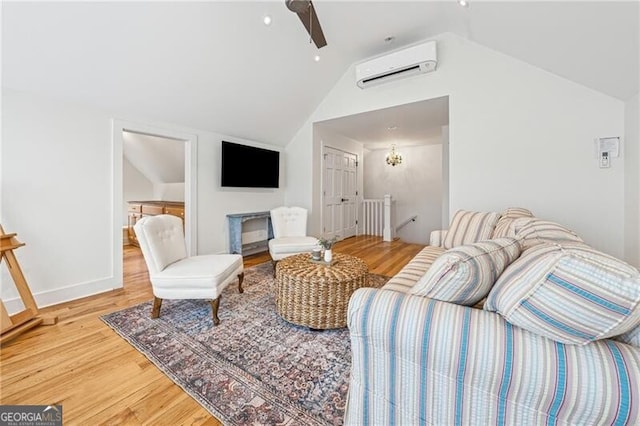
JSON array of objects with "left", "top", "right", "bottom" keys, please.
[
  {"left": 127, "top": 200, "right": 185, "bottom": 247},
  {"left": 227, "top": 211, "right": 274, "bottom": 255}
]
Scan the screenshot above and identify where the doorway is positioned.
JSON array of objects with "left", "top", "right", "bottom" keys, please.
[
  {"left": 322, "top": 146, "right": 358, "bottom": 240},
  {"left": 123, "top": 130, "right": 186, "bottom": 248},
  {"left": 111, "top": 119, "right": 198, "bottom": 287},
  {"left": 313, "top": 96, "right": 449, "bottom": 245}
]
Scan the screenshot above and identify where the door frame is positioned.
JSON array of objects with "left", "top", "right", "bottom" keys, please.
[{"left": 111, "top": 119, "right": 198, "bottom": 284}]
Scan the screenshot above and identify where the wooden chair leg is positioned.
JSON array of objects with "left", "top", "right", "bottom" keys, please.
[
  {"left": 272, "top": 260, "right": 278, "bottom": 278},
  {"left": 151, "top": 297, "right": 162, "bottom": 319},
  {"left": 210, "top": 297, "right": 221, "bottom": 326},
  {"left": 237, "top": 272, "right": 244, "bottom": 294}
]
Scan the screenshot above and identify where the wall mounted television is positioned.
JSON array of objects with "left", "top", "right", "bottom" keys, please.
[{"left": 221, "top": 141, "right": 280, "bottom": 188}]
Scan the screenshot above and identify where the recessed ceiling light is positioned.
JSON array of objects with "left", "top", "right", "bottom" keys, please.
[
  {"left": 458, "top": 0, "right": 469, "bottom": 7},
  {"left": 314, "top": 55, "right": 320, "bottom": 62},
  {"left": 387, "top": 125, "right": 398, "bottom": 131},
  {"left": 263, "top": 15, "right": 272, "bottom": 26}
]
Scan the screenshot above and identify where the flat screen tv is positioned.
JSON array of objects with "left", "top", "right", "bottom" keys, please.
[{"left": 221, "top": 141, "right": 280, "bottom": 188}]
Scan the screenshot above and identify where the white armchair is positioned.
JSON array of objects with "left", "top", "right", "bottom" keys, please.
[
  {"left": 268, "top": 206, "right": 318, "bottom": 268},
  {"left": 134, "top": 214, "right": 244, "bottom": 325}
]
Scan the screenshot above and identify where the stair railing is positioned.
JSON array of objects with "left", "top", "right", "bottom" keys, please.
[{"left": 362, "top": 194, "right": 396, "bottom": 242}]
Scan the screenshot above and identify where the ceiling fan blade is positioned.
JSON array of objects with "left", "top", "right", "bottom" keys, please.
[{"left": 295, "top": 0, "right": 327, "bottom": 49}]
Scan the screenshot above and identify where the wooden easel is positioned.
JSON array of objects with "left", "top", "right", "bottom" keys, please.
[{"left": 0, "top": 225, "right": 57, "bottom": 345}]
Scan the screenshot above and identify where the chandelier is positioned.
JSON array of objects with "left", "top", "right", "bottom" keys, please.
[{"left": 385, "top": 144, "right": 403, "bottom": 166}]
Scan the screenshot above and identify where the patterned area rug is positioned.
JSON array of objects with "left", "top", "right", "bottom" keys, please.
[{"left": 101, "top": 261, "right": 389, "bottom": 425}]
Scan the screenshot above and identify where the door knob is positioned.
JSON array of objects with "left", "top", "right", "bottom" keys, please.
[{"left": 341, "top": 198, "right": 348, "bottom": 202}]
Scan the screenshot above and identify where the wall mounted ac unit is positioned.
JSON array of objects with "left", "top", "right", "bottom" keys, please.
[{"left": 355, "top": 40, "right": 437, "bottom": 89}]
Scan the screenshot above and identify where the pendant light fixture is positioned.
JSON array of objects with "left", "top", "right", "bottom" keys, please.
[{"left": 385, "top": 144, "right": 403, "bottom": 166}]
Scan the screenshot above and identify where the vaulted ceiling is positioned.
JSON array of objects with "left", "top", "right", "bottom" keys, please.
[
  {"left": 3, "top": 1, "right": 638, "bottom": 147},
  {"left": 123, "top": 131, "right": 185, "bottom": 184}
]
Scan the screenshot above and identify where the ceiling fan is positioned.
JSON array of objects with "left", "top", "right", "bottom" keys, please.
[{"left": 285, "top": 0, "right": 327, "bottom": 49}]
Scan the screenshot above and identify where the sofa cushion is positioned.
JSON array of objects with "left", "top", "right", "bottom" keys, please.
[
  {"left": 512, "top": 217, "right": 585, "bottom": 250},
  {"left": 617, "top": 324, "right": 640, "bottom": 347},
  {"left": 152, "top": 254, "right": 243, "bottom": 299},
  {"left": 382, "top": 246, "right": 446, "bottom": 294},
  {"left": 492, "top": 207, "right": 534, "bottom": 239},
  {"left": 429, "top": 229, "right": 448, "bottom": 247},
  {"left": 268, "top": 236, "right": 318, "bottom": 255},
  {"left": 442, "top": 210, "right": 501, "bottom": 249},
  {"left": 485, "top": 243, "right": 640, "bottom": 345},
  {"left": 410, "top": 238, "right": 521, "bottom": 306}
]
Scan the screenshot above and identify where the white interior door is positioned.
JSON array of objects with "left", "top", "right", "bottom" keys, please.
[{"left": 323, "top": 146, "right": 358, "bottom": 240}]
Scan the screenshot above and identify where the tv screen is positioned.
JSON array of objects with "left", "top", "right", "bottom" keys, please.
[{"left": 221, "top": 141, "right": 280, "bottom": 188}]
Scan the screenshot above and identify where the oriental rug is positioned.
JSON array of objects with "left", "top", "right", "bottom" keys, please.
[{"left": 101, "top": 261, "right": 389, "bottom": 426}]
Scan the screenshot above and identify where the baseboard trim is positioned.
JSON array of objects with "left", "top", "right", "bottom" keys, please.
[{"left": 3, "top": 276, "right": 124, "bottom": 314}]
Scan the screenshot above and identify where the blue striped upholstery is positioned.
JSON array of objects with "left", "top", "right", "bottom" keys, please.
[
  {"left": 381, "top": 246, "right": 445, "bottom": 294},
  {"left": 485, "top": 243, "right": 640, "bottom": 345},
  {"left": 410, "top": 238, "right": 521, "bottom": 306},
  {"left": 442, "top": 210, "right": 501, "bottom": 249},
  {"left": 346, "top": 288, "right": 640, "bottom": 425}
]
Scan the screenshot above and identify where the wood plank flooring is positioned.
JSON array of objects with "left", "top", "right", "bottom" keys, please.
[{"left": 0, "top": 236, "right": 424, "bottom": 425}]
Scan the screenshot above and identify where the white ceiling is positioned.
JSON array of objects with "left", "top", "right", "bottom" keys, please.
[
  {"left": 123, "top": 131, "right": 185, "bottom": 183},
  {"left": 317, "top": 96, "right": 449, "bottom": 149},
  {"left": 3, "top": 1, "right": 638, "bottom": 148}
]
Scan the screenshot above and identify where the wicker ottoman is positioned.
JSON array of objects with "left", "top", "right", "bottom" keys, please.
[{"left": 275, "top": 252, "right": 369, "bottom": 329}]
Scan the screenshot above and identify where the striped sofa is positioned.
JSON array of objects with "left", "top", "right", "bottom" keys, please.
[{"left": 345, "top": 209, "right": 640, "bottom": 425}]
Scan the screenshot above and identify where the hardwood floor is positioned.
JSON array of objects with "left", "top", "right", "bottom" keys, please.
[{"left": 0, "top": 236, "right": 424, "bottom": 425}]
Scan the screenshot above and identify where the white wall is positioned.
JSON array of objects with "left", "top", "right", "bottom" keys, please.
[
  {"left": 364, "top": 144, "right": 442, "bottom": 245},
  {"left": 2, "top": 90, "right": 114, "bottom": 310},
  {"left": 441, "top": 125, "right": 450, "bottom": 229},
  {"left": 625, "top": 93, "right": 640, "bottom": 266},
  {"left": 198, "top": 136, "right": 285, "bottom": 255},
  {"left": 123, "top": 157, "right": 154, "bottom": 226},
  {"left": 153, "top": 183, "right": 184, "bottom": 201},
  {"left": 286, "top": 32, "right": 628, "bottom": 260},
  {"left": 1, "top": 88, "right": 285, "bottom": 312},
  {"left": 285, "top": 120, "right": 314, "bottom": 214}
]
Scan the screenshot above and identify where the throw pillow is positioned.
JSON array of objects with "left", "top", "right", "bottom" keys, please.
[
  {"left": 512, "top": 217, "right": 585, "bottom": 250},
  {"left": 410, "top": 237, "right": 521, "bottom": 306},
  {"left": 383, "top": 246, "right": 446, "bottom": 294},
  {"left": 485, "top": 243, "right": 640, "bottom": 345},
  {"left": 616, "top": 324, "right": 640, "bottom": 348},
  {"left": 442, "top": 210, "right": 501, "bottom": 249},
  {"left": 492, "top": 207, "right": 534, "bottom": 239}
]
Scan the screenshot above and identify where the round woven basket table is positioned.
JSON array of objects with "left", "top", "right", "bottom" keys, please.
[{"left": 275, "top": 252, "right": 369, "bottom": 329}]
